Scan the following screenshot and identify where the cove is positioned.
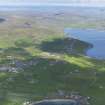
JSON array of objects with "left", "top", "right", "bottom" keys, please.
[{"left": 64, "top": 28, "right": 105, "bottom": 59}]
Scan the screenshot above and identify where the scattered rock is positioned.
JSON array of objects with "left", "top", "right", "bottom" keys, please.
[
  {"left": 23, "top": 101, "right": 30, "bottom": 105},
  {"left": 75, "top": 69, "right": 80, "bottom": 73},
  {"left": 7, "top": 77, "right": 14, "bottom": 82},
  {"left": 99, "top": 85, "right": 104, "bottom": 89},
  {"left": 29, "top": 79, "right": 39, "bottom": 84},
  {"left": 57, "top": 90, "right": 65, "bottom": 96}
]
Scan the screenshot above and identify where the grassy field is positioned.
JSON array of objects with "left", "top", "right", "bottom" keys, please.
[{"left": 0, "top": 8, "right": 105, "bottom": 105}]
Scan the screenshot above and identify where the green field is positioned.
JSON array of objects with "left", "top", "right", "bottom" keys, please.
[{"left": 0, "top": 9, "right": 105, "bottom": 105}]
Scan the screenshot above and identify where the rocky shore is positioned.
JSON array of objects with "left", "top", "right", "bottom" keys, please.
[{"left": 25, "top": 92, "right": 90, "bottom": 105}]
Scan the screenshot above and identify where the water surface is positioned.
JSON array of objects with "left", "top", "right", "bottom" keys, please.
[
  {"left": 65, "top": 28, "right": 105, "bottom": 59},
  {"left": 33, "top": 99, "right": 77, "bottom": 105},
  {"left": 0, "top": 18, "right": 5, "bottom": 23}
]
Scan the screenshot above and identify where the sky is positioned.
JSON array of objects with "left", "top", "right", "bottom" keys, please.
[{"left": 0, "top": 0, "right": 105, "bottom": 5}]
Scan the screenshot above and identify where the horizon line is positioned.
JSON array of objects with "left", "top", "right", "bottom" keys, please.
[{"left": 0, "top": 3, "right": 105, "bottom": 7}]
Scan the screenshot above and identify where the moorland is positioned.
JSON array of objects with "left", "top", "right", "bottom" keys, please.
[{"left": 0, "top": 6, "right": 105, "bottom": 105}]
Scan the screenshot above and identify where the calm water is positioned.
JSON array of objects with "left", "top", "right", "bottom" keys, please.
[
  {"left": 65, "top": 28, "right": 105, "bottom": 59},
  {"left": 0, "top": 5, "right": 105, "bottom": 13},
  {"left": 34, "top": 100, "right": 77, "bottom": 105},
  {"left": 0, "top": 18, "right": 5, "bottom": 23}
]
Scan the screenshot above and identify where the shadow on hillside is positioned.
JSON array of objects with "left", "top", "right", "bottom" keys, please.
[
  {"left": 0, "top": 53, "right": 104, "bottom": 105},
  {"left": 0, "top": 39, "right": 105, "bottom": 105},
  {"left": 15, "top": 39, "right": 34, "bottom": 48},
  {"left": 0, "top": 56, "right": 97, "bottom": 102},
  {"left": 38, "top": 38, "right": 93, "bottom": 55},
  {"left": 0, "top": 47, "right": 32, "bottom": 61}
]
